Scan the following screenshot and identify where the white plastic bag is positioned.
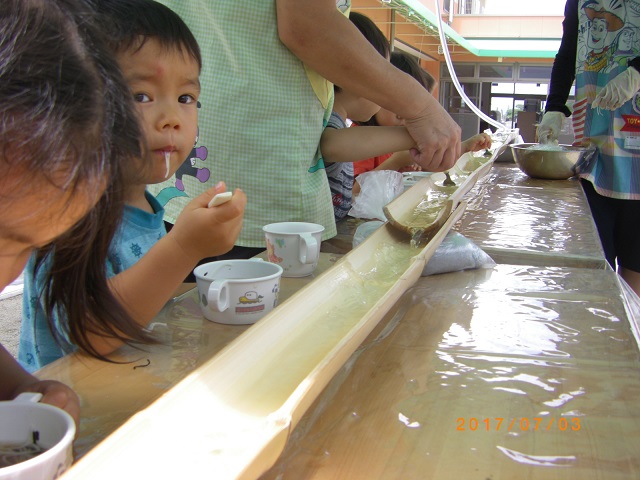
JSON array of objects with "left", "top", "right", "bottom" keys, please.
[
  {"left": 352, "top": 220, "right": 385, "bottom": 249},
  {"left": 349, "top": 170, "right": 403, "bottom": 221},
  {"left": 422, "top": 231, "right": 496, "bottom": 276}
]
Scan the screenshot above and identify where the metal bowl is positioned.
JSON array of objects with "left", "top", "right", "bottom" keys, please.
[{"left": 509, "top": 143, "right": 592, "bottom": 180}]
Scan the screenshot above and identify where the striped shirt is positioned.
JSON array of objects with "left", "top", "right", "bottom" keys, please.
[{"left": 324, "top": 112, "right": 354, "bottom": 220}]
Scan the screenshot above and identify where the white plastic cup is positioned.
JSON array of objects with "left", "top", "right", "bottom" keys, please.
[
  {"left": 0, "top": 393, "right": 75, "bottom": 480},
  {"left": 193, "top": 259, "right": 283, "bottom": 325},
  {"left": 263, "top": 222, "right": 325, "bottom": 277}
]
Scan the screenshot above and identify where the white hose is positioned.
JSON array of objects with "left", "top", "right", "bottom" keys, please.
[{"left": 433, "top": 0, "right": 506, "bottom": 131}]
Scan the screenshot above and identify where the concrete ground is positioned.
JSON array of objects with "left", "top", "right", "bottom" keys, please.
[
  {"left": 0, "top": 293, "right": 21, "bottom": 358},
  {"left": 0, "top": 271, "right": 23, "bottom": 359}
]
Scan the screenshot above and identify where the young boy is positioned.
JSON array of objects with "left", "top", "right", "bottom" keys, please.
[
  {"left": 19, "top": 0, "right": 247, "bottom": 371},
  {"left": 319, "top": 12, "right": 417, "bottom": 221}
]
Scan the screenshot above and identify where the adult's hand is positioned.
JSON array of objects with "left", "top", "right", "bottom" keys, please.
[
  {"left": 592, "top": 67, "right": 640, "bottom": 110},
  {"left": 537, "top": 111, "right": 565, "bottom": 144},
  {"left": 277, "top": 0, "right": 461, "bottom": 172},
  {"left": 403, "top": 100, "right": 461, "bottom": 172}
]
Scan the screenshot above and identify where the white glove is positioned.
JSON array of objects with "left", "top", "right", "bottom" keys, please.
[
  {"left": 536, "top": 111, "right": 565, "bottom": 144},
  {"left": 592, "top": 67, "right": 640, "bottom": 110}
]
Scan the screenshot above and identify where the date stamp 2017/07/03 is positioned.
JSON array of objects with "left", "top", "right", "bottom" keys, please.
[{"left": 456, "top": 417, "right": 581, "bottom": 432}]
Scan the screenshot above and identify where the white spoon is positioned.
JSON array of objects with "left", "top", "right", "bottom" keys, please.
[{"left": 207, "top": 191, "right": 233, "bottom": 208}]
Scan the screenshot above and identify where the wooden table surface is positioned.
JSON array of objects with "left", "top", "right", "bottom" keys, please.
[
  {"left": 260, "top": 265, "right": 640, "bottom": 479},
  {"left": 36, "top": 161, "right": 633, "bottom": 479},
  {"left": 457, "top": 163, "right": 607, "bottom": 269},
  {"left": 36, "top": 252, "right": 342, "bottom": 459}
]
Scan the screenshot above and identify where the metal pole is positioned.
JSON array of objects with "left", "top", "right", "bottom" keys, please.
[{"left": 390, "top": 9, "right": 396, "bottom": 51}]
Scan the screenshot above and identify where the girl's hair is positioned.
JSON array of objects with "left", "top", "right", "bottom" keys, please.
[
  {"left": 358, "top": 51, "right": 436, "bottom": 127},
  {"left": 335, "top": 12, "right": 390, "bottom": 93},
  {"left": 1, "top": 0, "right": 155, "bottom": 359},
  {"left": 0, "top": 0, "right": 137, "bottom": 192},
  {"left": 391, "top": 51, "right": 436, "bottom": 93},
  {"left": 349, "top": 11, "right": 391, "bottom": 60},
  {"left": 91, "top": 0, "right": 202, "bottom": 70}
]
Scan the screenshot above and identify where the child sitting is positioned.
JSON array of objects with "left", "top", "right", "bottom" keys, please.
[
  {"left": 320, "top": 12, "right": 417, "bottom": 221},
  {"left": 0, "top": 0, "right": 146, "bottom": 421},
  {"left": 19, "top": 0, "right": 247, "bottom": 371}
]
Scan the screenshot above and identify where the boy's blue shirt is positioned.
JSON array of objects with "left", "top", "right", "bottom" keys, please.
[{"left": 18, "top": 191, "right": 166, "bottom": 372}]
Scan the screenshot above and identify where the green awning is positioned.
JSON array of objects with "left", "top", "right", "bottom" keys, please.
[{"left": 389, "top": 0, "right": 560, "bottom": 59}]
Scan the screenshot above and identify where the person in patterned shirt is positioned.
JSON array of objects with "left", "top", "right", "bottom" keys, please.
[{"left": 538, "top": 0, "right": 640, "bottom": 296}]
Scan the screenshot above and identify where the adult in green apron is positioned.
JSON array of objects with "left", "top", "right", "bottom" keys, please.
[{"left": 152, "top": 0, "right": 461, "bottom": 263}]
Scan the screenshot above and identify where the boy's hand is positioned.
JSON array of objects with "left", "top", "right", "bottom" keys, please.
[
  {"left": 170, "top": 182, "right": 247, "bottom": 263},
  {"left": 461, "top": 133, "right": 492, "bottom": 154}
]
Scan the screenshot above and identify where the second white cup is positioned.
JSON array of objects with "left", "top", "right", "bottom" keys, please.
[
  {"left": 193, "top": 259, "right": 283, "bottom": 325},
  {"left": 263, "top": 222, "right": 325, "bottom": 277}
]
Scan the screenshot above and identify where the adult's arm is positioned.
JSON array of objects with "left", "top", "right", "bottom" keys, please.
[
  {"left": 545, "top": 0, "right": 578, "bottom": 116},
  {"left": 321, "top": 125, "right": 414, "bottom": 164},
  {"left": 276, "top": 0, "right": 461, "bottom": 171}
]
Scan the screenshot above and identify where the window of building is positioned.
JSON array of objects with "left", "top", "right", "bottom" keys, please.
[
  {"left": 441, "top": 63, "right": 475, "bottom": 79},
  {"left": 518, "top": 65, "right": 553, "bottom": 81},
  {"left": 479, "top": 64, "right": 513, "bottom": 79}
]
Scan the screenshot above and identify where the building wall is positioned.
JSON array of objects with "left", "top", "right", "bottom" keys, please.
[
  {"left": 451, "top": 15, "right": 562, "bottom": 39},
  {"left": 351, "top": 0, "right": 561, "bottom": 87}
]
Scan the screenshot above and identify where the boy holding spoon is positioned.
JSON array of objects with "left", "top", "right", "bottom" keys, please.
[{"left": 19, "top": 0, "right": 246, "bottom": 371}]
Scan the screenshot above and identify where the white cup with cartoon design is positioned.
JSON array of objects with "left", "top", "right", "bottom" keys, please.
[
  {"left": 263, "top": 222, "right": 325, "bottom": 277},
  {"left": 193, "top": 259, "right": 283, "bottom": 325}
]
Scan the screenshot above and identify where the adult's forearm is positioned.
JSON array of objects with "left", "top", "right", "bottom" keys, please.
[
  {"left": 276, "top": 0, "right": 433, "bottom": 120},
  {"left": 321, "top": 126, "right": 414, "bottom": 163},
  {"left": 546, "top": 0, "right": 578, "bottom": 114},
  {"left": 278, "top": 0, "right": 460, "bottom": 171}
]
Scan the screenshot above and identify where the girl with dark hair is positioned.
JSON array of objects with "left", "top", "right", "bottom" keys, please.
[{"left": 0, "top": 0, "right": 142, "bottom": 423}]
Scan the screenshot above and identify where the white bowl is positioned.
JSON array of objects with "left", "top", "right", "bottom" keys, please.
[{"left": 0, "top": 393, "right": 75, "bottom": 480}]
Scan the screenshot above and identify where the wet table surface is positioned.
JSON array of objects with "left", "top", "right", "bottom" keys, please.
[
  {"left": 260, "top": 265, "right": 640, "bottom": 480},
  {"left": 35, "top": 252, "right": 343, "bottom": 459},
  {"left": 324, "top": 163, "right": 607, "bottom": 270},
  {"left": 35, "top": 161, "right": 629, "bottom": 478},
  {"left": 457, "top": 163, "right": 607, "bottom": 269}
]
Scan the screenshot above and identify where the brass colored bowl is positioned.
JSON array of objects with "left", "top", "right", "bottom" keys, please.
[{"left": 510, "top": 143, "right": 593, "bottom": 180}]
